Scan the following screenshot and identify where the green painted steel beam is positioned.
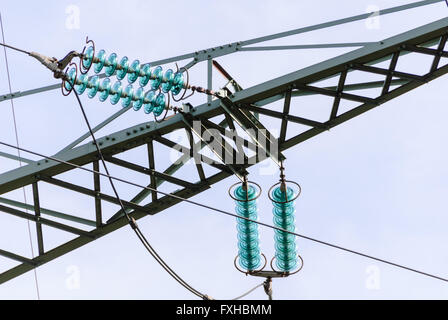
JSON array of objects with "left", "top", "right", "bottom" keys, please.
[
  {"left": 1, "top": 17, "right": 447, "bottom": 196},
  {"left": 0, "top": 0, "right": 442, "bottom": 104},
  {"left": 1, "top": 16, "right": 448, "bottom": 285},
  {"left": 0, "top": 197, "right": 96, "bottom": 227}
]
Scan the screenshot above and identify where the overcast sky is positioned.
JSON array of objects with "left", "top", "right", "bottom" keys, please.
[{"left": 0, "top": 0, "right": 448, "bottom": 300}]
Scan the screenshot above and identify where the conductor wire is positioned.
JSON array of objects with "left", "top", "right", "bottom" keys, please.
[
  {"left": 0, "top": 41, "right": 30, "bottom": 55},
  {"left": 0, "top": 12, "right": 40, "bottom": 300},
  {"left": 72, "top": 90, "right": 209, "bottom": 300},
  {"left": 231, "top": 282, "right": 264, "bottom": 300},
  {"left": 1, "top": 140, "right": 448, "bottom": 285}
]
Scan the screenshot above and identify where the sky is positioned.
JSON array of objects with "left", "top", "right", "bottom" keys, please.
[{"left": 0, "top": 0, "right": 448, "bottom": 300}]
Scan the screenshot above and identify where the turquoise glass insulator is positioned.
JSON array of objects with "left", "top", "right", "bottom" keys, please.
[
  {"left": 132, "top": 87, "right": 145, "bottom": 111},
  {"left": 161, "top": 69, "right": 175, "bottom": 93},
  {"left": 150, "top": 66, "right": 163, "bottom": 90},
  {"left": 82, "top": 46, "right": 94, "bottom": 69},
  {"left": 234, "top": 184, "right": 262, "bottom": 271},
  {"left": 271, "top": 186, "right": 298, "bottom": 272},
  {"left": 93, "top": 49, "right": 106, "bottom": 74},
  {"left": 116, "top": 56, "right": 129, "bottom": 80},
  {"left": 110, "top": 81, "right": 123, "bottom": 105},
  {"left": 121, "top": 84, "right": 134, "bottom": 108},
  {"left": 153, "top": 93, "right": 166, "bottom": 117},
  {"left": 75, "top": 74, "right": 88, "bottom": 94},
  {"left": 105, "top": 53, "right": 118, "bottom": 76},
  {"left": 87, "top": 76, "right": 100, "bottom": 99},
  {"left": 139, "top": 64, "right": 151, "bottom": 87},
  {"left": 98, "top": 78, "right": 111, "bottom": 102},
  {"left": 143, "top": 91, "right": 156, "bottom": 114},
  {"left": 171, "top": 72, "right": 185, "bottom": 95},
  {"left": 64, "top": 67, "right": 77, "bottom": 91},
  {"left": 127, "top": 59, "right": 140, "bottom": 84}
]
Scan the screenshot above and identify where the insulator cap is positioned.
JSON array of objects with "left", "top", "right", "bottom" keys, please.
[
  {"left": 161, "top": 69, "right": 175, "bottom": 93},
  {"left": 153, "top": 93, "right": 166, "bottom": 116},
  {"left": 105, "top": 53, "right": 118, "bottom": 77},
  {"left": 150, "top": 66, "right": 163, "bottom": 90},
  {"left": 94, "top": 49, "right": 106, "bottom": 74},
  {"left": 121, "top": 84, "right": 134, "bottom": 108},
  {"left": 127, "top": 59, "right": 140, "bottom": 84},
  {"left": 171, "top": 72, "right": 185, "bottom": 95},
  {"left": 143, "top": 90, "right": 156, "bottom": 114},
  {"left": 139, "top": 64, "right": 151, "bottom": 87},
  {"left": 116, "top": 56, "right": 129, "bottom": 80},
  {"left": 110, "top": 81, "right": 123, "bottom": 105},
  {"left": 87, "top": 75, "right": 100, "bottom": 99},
  {"left": 99, "top": 78, "right": 112, "bottom": 102},
  {"left": 132, "top": 87, "right": 145, "bottom": 111}
]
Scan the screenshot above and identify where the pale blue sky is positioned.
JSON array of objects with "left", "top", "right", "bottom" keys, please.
[{"left": 0, "top": 0, "right": 448, "bottom": 300}]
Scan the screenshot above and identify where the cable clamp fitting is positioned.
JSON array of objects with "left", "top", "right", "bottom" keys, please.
[
  {"left": 129, "top": 217, "right": 139, "bottom": 230},
  {"left": 29, "top": 52, "right": 60, "bottom": 73},
  {"left": 263, "top": 278, "right": 272, "bottom": 297},
  {"left": 29, "top": 50, "right": 81, "bottom": 80}
]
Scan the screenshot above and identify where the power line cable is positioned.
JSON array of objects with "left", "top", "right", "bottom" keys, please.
[
  {"left": 0, "top": 0, "right": 446, "bottom": 293},
  {"left": 0, "top": 12, "right": 40, "bottom": 300},
  {"left": 0, "top": 41, "right": 30, "bottom": 55},
  {"left": 72, "top": 90, "right": 209, "bottom": 300},
  {"left": 231, "top": 282, "right": 264, "bottom": 300},
  {"left": 0, "top": 141, "right": 447, "bottom": 285}
]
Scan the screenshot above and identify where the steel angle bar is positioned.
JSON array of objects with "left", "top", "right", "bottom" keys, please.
[
  {"left": 220, "top": 96, "right": 285, "bottom": 166},
  {"left": 0, "top": 151, "right": 34, "bottom": 164},
  {"left": 0, "top": 203, "right": 93, "bottom": 238},
  {"left": 0, "top": 197, "right": 96, "bottom": 227},
  {"left": 181, "top": 114, "right": 247, "bottom": 181},
  {"left": 0, "top": 249, "right": 36, "bottom": 266}
]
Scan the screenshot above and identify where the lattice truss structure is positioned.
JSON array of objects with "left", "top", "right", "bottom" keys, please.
[{"left": 0, "top": 5, "right": 447, "bottom": 284}]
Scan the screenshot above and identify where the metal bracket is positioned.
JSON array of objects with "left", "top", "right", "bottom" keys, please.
[
  {"left": 220, "top": 96, "right": 285, "bottom": 167},
  {"left": 181, "top": 114, "right": 247, "bottom": 182}
]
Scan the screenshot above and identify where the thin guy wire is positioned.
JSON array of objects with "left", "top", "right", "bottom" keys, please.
[
  {"left": 0, "top": 13, "right": 40, "bottom": 300},
  {"left": 231, "top": 282, "right": 264, "bottom": 300},
  {"left": 1, "top": 141, "right": 447, "bottom": 285},
  {"left": 72, "top": 91, "right": 207, "bottom": 299}
]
